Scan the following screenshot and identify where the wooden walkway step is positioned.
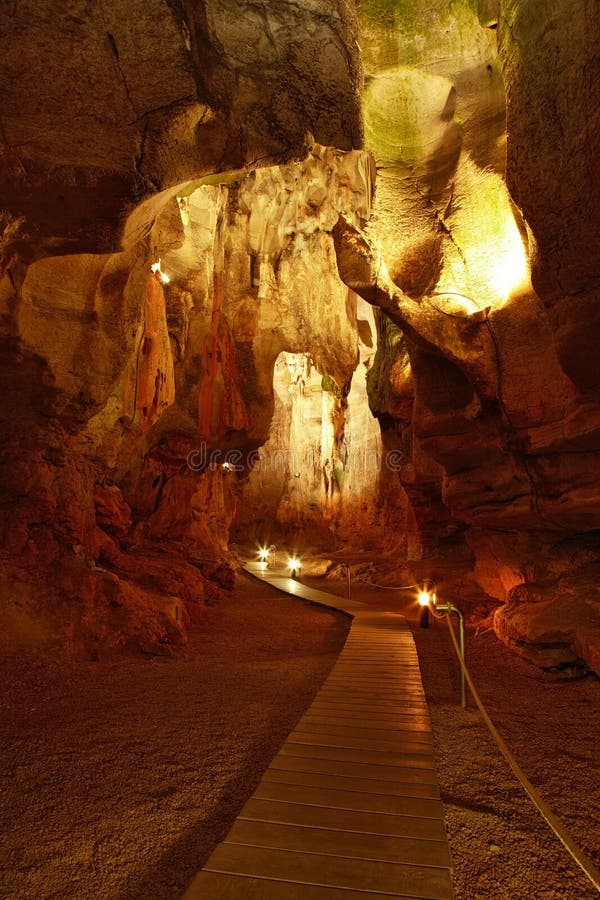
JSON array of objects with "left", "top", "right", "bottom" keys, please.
[{"left": 183, "top": 565, "right": 454, "bottom": 900}]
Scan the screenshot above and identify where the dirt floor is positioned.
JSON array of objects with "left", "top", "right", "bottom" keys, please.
[
  {"left": 414, "top": 619, "right": 600, "bottom": 900},
  {"left": 2, "top": 567, "right": 599, "bottom": 900},
  {"left": 0, "top": 573, "right": 349, "bottom": 899}
]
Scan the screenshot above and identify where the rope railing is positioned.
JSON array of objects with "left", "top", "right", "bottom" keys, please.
[
  {"left": 355, "top": 576, "right": 422, "bottom": 591},
  {"left": 444, "top": 612, "right": 600, "bottom": 894}
]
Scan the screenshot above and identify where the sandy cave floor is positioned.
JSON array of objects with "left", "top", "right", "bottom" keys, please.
[
  {"left": 1, "top": 570, "right": 599, "bottom": 900},
  {"left": 0, "top": 575, "right": 349, "bottom": 899}
]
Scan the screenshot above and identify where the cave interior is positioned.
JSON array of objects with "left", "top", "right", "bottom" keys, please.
[{"left": 1, "top": 2, "right": 600, "bottom": 675}]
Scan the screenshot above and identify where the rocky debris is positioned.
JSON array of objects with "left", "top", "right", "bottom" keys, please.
[{"left": 495, "top": 562, "right": 600, "bottom": 675}]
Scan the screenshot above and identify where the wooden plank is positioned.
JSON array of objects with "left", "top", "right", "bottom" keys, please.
[
  {"left": 287, "top": 731, "right": 435, "bottom": 755},
  {"left": 252, "top": 781, "right": 445, "bottom": 819},
  {"left": 268, "top": 753, "right": 440, "bottom": 784},
  {"left": 203, "top": 844, "right": 454, "bottom": 900},
  {"left": 293, "top": 722, "right": 434, "bottom": 744},
  {"left": 308, "top": 700, "right": 430, "bottom": 714},
  {"left": 301, "top": 714, "right": 433, "bottom": 733},
  {"left": 305, "top": 703, "right": 432, "bottom": 718},
  {"left": 316, "top": 687, "right": 427, "bottom": 699},
  {"left": 184, "top": 871, "right": 429, "bottom": 900},
  {"left": 226, "top": 820, "right": 452, "bottom": 868},
  {"left": 318, "top": 687, "right": 426, "bottom": 699},
  {"left": 240, "top": 797, "right": 447, "bottom": 840},
  {"left": 319, "top": 669, "right": 423, "bottom": 677},
  {"left": 261, "top": 768, "right": 441, "bottom": 800},
  {"left": 312, "top": 700, "right": 429, "bottom": 713},
  {"left": 278, "top": 742, "right": 437, "bottom": 770},
  {"left": 324, "top": 681, "right": 426, "bottom": 690},
  {"left": 305, "top": 703, "right": 430, "bottom": 716}
]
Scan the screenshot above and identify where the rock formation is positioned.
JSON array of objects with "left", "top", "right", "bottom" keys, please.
[
  {"left": 0, "top": 1, "right": 363, "bottom": 654},
  {"left": 0, "top": 0, "right": 599, "bottom": 672},
  {"left": 341, "top": 0, "right": 600, "bottom": 672}
]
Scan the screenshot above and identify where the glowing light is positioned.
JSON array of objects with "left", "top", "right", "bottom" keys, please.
[
  {"left": 488, "top": 236, "right": 528, "bottom": 303},
  {"left": 258, "top": 547, "right": 270, "bottom": 562},
  {"left": 418, "top": 590, "right": 432, "bottom": 607},
  {"left": 222, "top": 462, "right": 234, "bottom": 472},
  {"left": 288, "top": 557, "right": 301, "bottom": 574},
  {"left": 434, "top": 164, "right": 531, "bottom": 309},
  {"left": 151, "top": 259, "right": 171, "bottom": 284}
]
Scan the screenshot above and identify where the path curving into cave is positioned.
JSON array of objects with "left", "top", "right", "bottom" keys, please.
[{"left": 184, "top": 564, "right": 453, "bottom": 899}]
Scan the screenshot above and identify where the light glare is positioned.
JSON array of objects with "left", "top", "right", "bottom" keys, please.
[{"left": 151, "top": 259, "right": 171, "bottom": 284}]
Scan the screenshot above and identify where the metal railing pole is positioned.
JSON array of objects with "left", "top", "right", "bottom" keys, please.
[{"left": 434, "top": 601, "right": 467, "bottom": 709}]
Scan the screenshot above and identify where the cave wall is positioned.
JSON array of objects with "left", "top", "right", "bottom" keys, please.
[
  {"left": 234, "top": 297, "right": 404, "bottom": 553},
  {"left": 0, "top": 0, "right": 599, "bottom": 671},
  {"left": 0, "top": 0, "right": 362, "bottom": 259},
  {"left": 0, "top": 139, "right": 381, "bottom": 654},
  {"left": 348, "top": 0, "right": 600, "bottom": 671},
  {"left": 0, "top": 1, "right": 364, "bottom": 655}
]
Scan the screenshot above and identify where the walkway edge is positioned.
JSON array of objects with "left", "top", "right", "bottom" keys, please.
[{"left": 241, "top": 564, "right": 358, "bottom": 618}]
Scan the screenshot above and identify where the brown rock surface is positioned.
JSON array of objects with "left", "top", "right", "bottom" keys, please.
[
  {"left": 0, "top": 2, "right": 365, "bottom": 654},
  {"left": 0, "top": 0, "right": 599, "bottom": 671},
  {"left": 331, "top": 0, "right": 600, "bottom": 672},
  {"left": 497, "top": 0, "right": 600, "bottom": 394},
  {"left": 0, "top": 0, "right": 362, "bottom": 259}
]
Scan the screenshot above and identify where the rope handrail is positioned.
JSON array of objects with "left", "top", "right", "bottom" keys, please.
[
  {"left": 355, "top": 576, "right": 422, "bottom": 591},
  {"left": 444, "top": 612, "right": 600, "bottom": 893}
]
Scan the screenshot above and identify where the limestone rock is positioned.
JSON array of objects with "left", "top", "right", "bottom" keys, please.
[
  {"left": 1, "top": 0, "right": 599, "bottom": 672},
  {"left": 344, "top": 0, "right": 600, "bottom": 670},
  {"left": 498, "top": 0, "right": 600, "bottom": 393},
  {"left": 0, "top": 1, "right": 364, "bottom": 655}
]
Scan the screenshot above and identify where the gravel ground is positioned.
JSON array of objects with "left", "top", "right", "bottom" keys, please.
[
  {"left": 413, "top": 618, "right": 600, "bottom": 900},
  {"left": 0, "top": 573, "right": 349, "bottom": 900},
  {"left": 2, "top": 568, "right": 598, "bottom": 900}
]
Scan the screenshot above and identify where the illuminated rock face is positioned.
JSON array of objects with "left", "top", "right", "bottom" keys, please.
[
  {"left": 0, "top": 1, "right": 363, "bottom": 654},
  {"left": 234, "top": 302, "right": 403, "bottom": 552},
  {"left": 0, "top": 142, "right": 376, "bottom": 654},
  {"left": 347, "top": 0, "right": 600, "bottom": 671},
  {"left": 498, "top": 0, "right": 600, "bottom": 395}
]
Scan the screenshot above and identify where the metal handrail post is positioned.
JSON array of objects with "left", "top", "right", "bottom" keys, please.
[{"left": 434, "top": 602, "right": 467, "bottom": 709}]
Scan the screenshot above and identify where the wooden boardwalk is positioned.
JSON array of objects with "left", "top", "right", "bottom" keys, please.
[{"left": 183, "top": 565, "right": 454, "bottom": 900}]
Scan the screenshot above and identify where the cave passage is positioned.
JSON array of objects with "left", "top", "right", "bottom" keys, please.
[{"left": 1, "top": 1, "right": 599, "bottom": 898}]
